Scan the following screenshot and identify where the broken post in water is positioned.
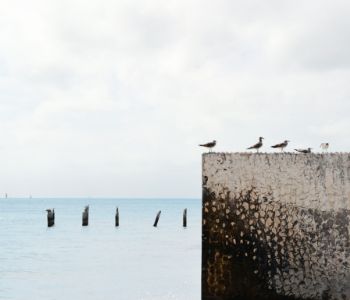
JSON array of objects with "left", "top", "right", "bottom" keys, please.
[
  {"left": 115, "top": 207, "right": 119, "bottom": 227},
  {"left": 183, "top": 208, "right": 187, "bottom": 227},
  {"left": 46, "top": 209, "right": 55, "bottom": 227},
  {"left": 153, "top": 210, "right": 161, "bottom": 227},
  {"left": 82, "top": 205, "right": 89, "bottom": 226}
]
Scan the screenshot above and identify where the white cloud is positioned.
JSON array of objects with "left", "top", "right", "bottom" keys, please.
[{"left": 0, "top": 0, "right": 349, "bottom": 197}]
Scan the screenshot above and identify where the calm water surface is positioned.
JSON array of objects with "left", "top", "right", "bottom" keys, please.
[{"left": 0, "top": 198, "right": 201, "bottom": 300}]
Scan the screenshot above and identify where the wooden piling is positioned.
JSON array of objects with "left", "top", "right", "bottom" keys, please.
[
  {"left": 115, "top": 207, "right": 119, "bottom": 227},
  {"left": 183, "top": 208, "right": 187, "bottom": 227},
  {"left": 46, "top": 209, "right": 55, "bottom": 227},
  {"left": 82, "top": 205, "right": 89, "bottom": 226},
  {"left": 153, "top": 210, "right": 161, "bottom": 227}
]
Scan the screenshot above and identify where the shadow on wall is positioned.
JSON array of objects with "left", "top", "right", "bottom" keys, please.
[{"left": 202, "top": 168, "right": 350, "bottom": 300}]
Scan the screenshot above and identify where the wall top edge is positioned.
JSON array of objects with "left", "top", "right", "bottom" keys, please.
[{"left": 202, "top": 152, "right": 350, "bottom": 156}]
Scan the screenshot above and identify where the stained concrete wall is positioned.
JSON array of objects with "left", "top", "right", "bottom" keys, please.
[{"left": 202, "top": 153, "right": 350, "bottom": 300}]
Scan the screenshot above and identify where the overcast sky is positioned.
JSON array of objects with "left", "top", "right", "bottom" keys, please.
[{"left": 0, "top": 0, "right": 349, "bottom": 198}]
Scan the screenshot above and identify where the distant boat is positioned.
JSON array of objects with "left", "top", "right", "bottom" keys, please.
[{"left": 5, "top": 193, "right": 7, "bottom": 198}]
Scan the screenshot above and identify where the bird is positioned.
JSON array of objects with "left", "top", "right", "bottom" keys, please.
[
  {"left": 247, "top": 137, "right": 264, "bottom": 152},
  {"left": 320, "top": 143, "right": 329, "bottom": 151},
  {"left": 271, "top": 140, "right": 290, "bottom": 152},
  {"left": 295, "top": 148, "right": 312, "bottom": 154},
  {"left": 199, "top": 140, "right": 216, "bottom": 152}
]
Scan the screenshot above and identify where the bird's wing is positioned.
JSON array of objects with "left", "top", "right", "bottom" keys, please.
[
  {"left": 272, "top": 143, "right": 284, "bottom": 148},
  {"left": 199, "top": 143, "right": 209, "bottom": 147},
  {"left": 248, "top": 142, "right": 259, "bottom": 149}
]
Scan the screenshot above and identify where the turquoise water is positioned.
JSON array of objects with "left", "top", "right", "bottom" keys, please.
[{"left": 0, "top": 198, "right": 201, "bottom": 300}]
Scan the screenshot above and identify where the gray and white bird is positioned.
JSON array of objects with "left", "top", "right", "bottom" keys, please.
[
  {"left": 199, "top": 140, "right": 216, "bottom": 152},
  {"left": 295, "top": 148, "right": 312, "bottom": 154},
  {"left": 320, "top": 143, "right": 329, "bottom": 151},
  {"left": 271, "top": 140, "right": 290, "bottom": 152},
  {"left": 247, "top": 137, "right": 264, "bottom": 152}
]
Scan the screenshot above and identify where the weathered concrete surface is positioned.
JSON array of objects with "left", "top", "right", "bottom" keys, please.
[{"left": 202, "top": 153, "right": 350, "bottom": 300}]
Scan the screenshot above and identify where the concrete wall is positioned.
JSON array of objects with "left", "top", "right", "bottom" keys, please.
[{"left": 202, "top": 153, "right": 350, "bottom": 300}]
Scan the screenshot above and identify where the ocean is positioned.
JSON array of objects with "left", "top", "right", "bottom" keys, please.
[{"left": 0, "top": 198, "right": 201, "bottom": 300}]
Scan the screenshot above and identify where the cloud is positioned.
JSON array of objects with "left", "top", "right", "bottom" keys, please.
[{"left": 0, "top": 0, "right": 349, "bottom": 197}]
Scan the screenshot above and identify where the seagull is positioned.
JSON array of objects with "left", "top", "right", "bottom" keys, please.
[
  {"left": 295, "top": 148, "right": 312, "bottom": 154},
  {"left": 271, "top": 140, "right": 290, "bottom": 152},
  {"left": 199, "top": 140, "right": 216, "bottom": 152},
  {"left": 320, "top": 143, "right": 329, "bottom": 151},
  {"left": 247, "top": 137, "right": 264, "bottom": 152}
]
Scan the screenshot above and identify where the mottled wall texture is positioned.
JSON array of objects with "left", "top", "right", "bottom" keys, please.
[{"left": 202, "top": 153, "right": 350, "bottom": 300}]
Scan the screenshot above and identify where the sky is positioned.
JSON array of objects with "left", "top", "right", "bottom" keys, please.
[{"left": 0, "top": 0, "right": 350, "bottom": 198}]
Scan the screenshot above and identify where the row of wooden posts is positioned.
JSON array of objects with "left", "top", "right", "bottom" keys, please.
[{"left": 46, "top": 206, "right": 188, "bottom": 228}]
